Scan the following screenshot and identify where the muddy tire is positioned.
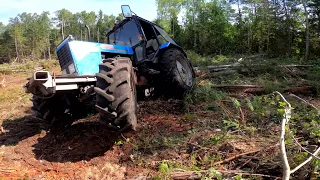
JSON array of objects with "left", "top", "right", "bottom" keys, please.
[
  {"left": 158, "top": 48, "right": 195, "bottom": 98},
  {"left": 94, "top": 57, "right": 137, "bottom": 131},
  {"left": 31, "top": 95, "right": 74, "bottom": 127}
]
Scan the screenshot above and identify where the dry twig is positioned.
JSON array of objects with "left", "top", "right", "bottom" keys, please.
[
  {"left": 213, "top": 149, "right": 261, "bottom": 166},
  {"left": 292, "top": 136, "right": 320, "bottom": 160},
  {"left": 236, "top": 143, "right": 280, "bottom": 169},
  {"left": 0, "top": 169, "right": 16, "bottom": 173},
  {"left": 289, "top": 94, "right": 319, "bottom": 111}
]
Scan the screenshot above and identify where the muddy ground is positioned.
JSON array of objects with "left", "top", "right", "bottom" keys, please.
[{"left": 0, "top": 69, "right": 319, "bottom": 180}]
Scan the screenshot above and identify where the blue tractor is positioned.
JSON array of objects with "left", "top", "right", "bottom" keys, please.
[{"left": 25, "top": 5, "right": 195, "bottom": 131}]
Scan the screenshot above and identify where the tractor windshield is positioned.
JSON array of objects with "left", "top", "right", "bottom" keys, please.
[{"left": 108, "top": 21, "right": 141, "bottom": 47}]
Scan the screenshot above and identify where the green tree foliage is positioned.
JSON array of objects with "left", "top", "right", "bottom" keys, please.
[
  {"left": 157, "top": 0, "right": 320, "bottom": 58},
  {"left": 0, "top": 9, "right": 122, "bottom": 60},
  {"left": 0, "top": 1, "right": 319, "bottom": 60}
]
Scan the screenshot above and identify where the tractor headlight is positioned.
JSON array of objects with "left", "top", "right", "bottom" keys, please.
[{"left": 68, "top": 63, "right": 76, "bottom": 74}]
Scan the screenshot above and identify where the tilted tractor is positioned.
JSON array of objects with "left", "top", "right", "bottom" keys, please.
[{"left": 25, "top": 5, "right": 195, "bottom": 131}]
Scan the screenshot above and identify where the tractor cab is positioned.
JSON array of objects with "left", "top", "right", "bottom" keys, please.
[{"left": 106, "top": 5, "right": 179, "bottom": 66}]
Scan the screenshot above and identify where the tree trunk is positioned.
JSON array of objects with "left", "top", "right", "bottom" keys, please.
[
  {"left": 92, "top": 26, "right": 94, "bottom": 41},
  {"left": 248, "top": 26, "right": 251, "bottom": 53},
  {"left": 238, "top": 0, "right": 241, "bottom": 17},
  {"left": 14, "top": 34, "right": 19, "bottom": 62},
  {"left": 303, "top": 0, "right": 309, "bottom": 60},
  {"left": 20, "top": 43, "right": 24, "bottom": 63},
  {"left": 172, "top": 18, "right": 175, "bottom": 38},
  {"left": 267, "top": 18, "right": 270, "bottom": 53},
  {"left": 61, "top": 20, "right": 65, "bottom": 40},
  {"left": 97, "top": 27, "right": 100, "bottom": 43},
  {"left": 48, "top": 35, "right": 51, "bottom": 60},
  {"left": 283, "top": 0, "right": 292, "bottom": 56},
  {"left": 254, "top": 2, "right": 257, "bottom": 19},
  {"left": 262, "top": 0, "right": 270, "bottom": 53},
  {"left": 192, "top": 0, "right": 196, "bottom": 49}
]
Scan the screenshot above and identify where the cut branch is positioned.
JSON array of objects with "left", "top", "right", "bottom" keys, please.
[
  {"left": 236, "top": 143, "right": 280, "bottom": 169},
  {"left": 292, "top": 136, "right": 320, "bottom": 160},
  {"left": 213, "top": 149, "right": 261, "bottom": 166},
  {"left": 274, "top": 91, "right": 291, "bottom": 180},
  {"left": 289, "top": 94, "right": 319, "bottom": 111},
  {"left": 291, "top": 147, "right": 320, "bottom": 174},
  {"left": 289, "top": 95, "right": 320, "bottom": 174}
]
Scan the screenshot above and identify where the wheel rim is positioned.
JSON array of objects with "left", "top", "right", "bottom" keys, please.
[{"left": 176, "top": 57, "right": 193, "bottom": 87}]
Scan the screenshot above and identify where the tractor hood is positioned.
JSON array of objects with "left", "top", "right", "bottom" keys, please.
[{"left": 56, "top": 36, "right": 133, "bottom": 75}]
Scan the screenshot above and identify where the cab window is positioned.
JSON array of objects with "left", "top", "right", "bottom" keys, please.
[
  {"left": 108, "top": 21, "right": 141, "bottom": 47},
  {"left": 154, "top": 25, "right": 177, "bottom": 45}
]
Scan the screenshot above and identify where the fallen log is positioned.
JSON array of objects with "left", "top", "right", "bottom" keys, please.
[
  {"left": 193, "top": 64, "right": 313, "bottom": 73},
  {"left": 211, "top": 85, "right": 314, "bottom": 94},
  {"left": 279, "top": 65, "right": 313, "bottom": 68},
  {"left": 245, "top": 86, "right": 314, "bottom": 94},
  {"left": 283, "top": 86, "right": 314, "bottom": 93},
  {"left": 193, "top": 63, "right": 240, "bottom": 72},
  {"left": 209, "top": 70, "right": 238, "bottom": 77}
]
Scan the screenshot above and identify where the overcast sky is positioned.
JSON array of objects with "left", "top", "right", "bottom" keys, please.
[{"left": 0, "top": 0, "right": 158, "bottom": 25}]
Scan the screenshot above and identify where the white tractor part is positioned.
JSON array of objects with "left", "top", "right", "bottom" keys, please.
[{"left": 26, "top": 71, "right": 96, "bottom": 96}]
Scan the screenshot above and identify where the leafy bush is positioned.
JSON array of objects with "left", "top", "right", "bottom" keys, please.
[
  {"left": 186, "top": 50, "right": 208, "bottom": 67},
  {"left": 186, "top": 51, "right": 231, "bottom": 67},
  {"left": 184, "top": 80, "right": 226, "bottom": 105}
]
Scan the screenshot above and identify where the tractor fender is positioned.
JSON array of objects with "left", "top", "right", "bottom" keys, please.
[{"left": 158, "top": 42, "right": 188, "bottom": 58}]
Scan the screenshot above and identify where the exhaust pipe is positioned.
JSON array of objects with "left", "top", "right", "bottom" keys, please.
[
  {"left": 25, "top": 71, "right": 51, "bottom": 96},
  {"left": 34, "top": 71, "right": 49, "bottom": 81}
]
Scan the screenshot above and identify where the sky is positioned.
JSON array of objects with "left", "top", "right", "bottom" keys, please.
[{"left": 0, "top": 0, "right": 158, "bottom": 25}]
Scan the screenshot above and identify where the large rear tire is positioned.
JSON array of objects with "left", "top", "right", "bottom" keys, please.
[
  {"left": 158, "top": 48, "right": 195, "bottom": 98},
  {"left": 94, "top": 57, "right": 137, "bottom": 131}
]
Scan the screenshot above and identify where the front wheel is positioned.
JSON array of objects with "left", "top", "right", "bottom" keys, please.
[
  {"left": 157, "top": 48, "right": 195, "bottom": 98},
  {"left": 31, "top": 94, "right": 75, "bottom": 127},
  {"left": 94, "top": 57, "right": 137, "bottom": 131}
]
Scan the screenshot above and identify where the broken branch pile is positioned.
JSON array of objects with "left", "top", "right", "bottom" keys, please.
[{"left": 194, "top": 61, "right": 315, "bottom": 94}]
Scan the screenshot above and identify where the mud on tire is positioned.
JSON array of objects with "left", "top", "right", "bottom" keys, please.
[
  {"left": 157, "top": 48, "right": 195, "bottom": 98},
  {"left": 94, "top": 57, "right": 137, "bottom": 131}
]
